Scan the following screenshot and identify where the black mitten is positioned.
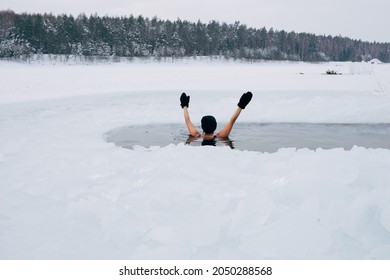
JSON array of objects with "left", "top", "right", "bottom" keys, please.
[
  {"left": 180, "top": 92, "right": 190, "bottom": 108},
  {"left": 237, "top": 91, "right": 253, "bottom": 109}
]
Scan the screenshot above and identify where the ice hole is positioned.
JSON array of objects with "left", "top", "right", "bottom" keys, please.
[{"left": 104, "top": 123, "right": 390, "bottom": 152}]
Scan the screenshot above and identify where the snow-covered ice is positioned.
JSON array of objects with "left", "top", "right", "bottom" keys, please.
[{"left": 1, "top": 58, "right": 390, "bottom": 259}]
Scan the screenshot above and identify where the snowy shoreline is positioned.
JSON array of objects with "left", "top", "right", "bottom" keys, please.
[{"left": 1, "top": 60, "right": 390, "bottom": 259}]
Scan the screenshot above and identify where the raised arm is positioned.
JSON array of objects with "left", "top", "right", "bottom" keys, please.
[
  {"left": 216, "top": 107, "right": 242, "bottom": 138},
  {"left": 217, "top": 91, "right": 252, "bottom": 138},
  {"left": 180, "top": 93, "right": 200, "bottom": 137}
]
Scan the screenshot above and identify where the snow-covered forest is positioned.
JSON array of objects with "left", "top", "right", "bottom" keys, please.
[{"left": 1, "top": 9, "right": 390, "bottom": 62}]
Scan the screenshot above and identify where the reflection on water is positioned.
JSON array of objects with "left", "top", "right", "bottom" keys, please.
[
  {"left": 104, "top": 123, "right": 390, "bottom": 152},
  {"left": 186, "top": 135, "right": 235, "bottom": 148}
]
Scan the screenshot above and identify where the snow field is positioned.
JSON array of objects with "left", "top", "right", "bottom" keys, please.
[{"left": 1, "top": 59, "right": 390, "bottom": 259}]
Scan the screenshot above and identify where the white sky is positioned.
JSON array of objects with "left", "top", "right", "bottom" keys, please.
[{"left": 1, "top": 0, "right": 389, "bottom": 43}]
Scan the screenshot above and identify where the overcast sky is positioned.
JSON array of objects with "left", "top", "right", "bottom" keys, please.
[{"left": 1, "top": 0, "right": 389, "bottom": 43}]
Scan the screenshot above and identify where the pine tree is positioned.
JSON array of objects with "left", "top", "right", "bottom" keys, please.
[{"left": 1, "top": 10, "right": 389, "bottom": 62}]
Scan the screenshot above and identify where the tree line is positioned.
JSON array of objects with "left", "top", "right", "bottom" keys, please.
[{"left": 1, "top": 10, "right": 389, "bottom": 62}]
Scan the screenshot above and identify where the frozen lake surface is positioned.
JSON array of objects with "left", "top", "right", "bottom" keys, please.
[
  {"left": 2, "top": 59, "right": 390, "bottom": 259},
  {"left": 105, "top": 123, "right": 390, "bottom": 152}
]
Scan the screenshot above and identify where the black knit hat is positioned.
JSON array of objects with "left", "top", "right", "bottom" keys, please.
[{"left": 201, "top": 115, "right": 217, "bottom": 134}]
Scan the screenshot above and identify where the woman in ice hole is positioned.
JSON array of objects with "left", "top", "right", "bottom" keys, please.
[{"left": 180, "top": 91, "right": 252, "bottom": 146}]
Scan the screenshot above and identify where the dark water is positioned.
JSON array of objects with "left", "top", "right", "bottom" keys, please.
[{"left": 104, "top": 123, "right": 390, "bottom": 152}]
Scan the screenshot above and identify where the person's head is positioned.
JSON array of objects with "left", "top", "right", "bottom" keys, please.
[{"left": 201, "top": 115, "right": 217, "bottom": 134}]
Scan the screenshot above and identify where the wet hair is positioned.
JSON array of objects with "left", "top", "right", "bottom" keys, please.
[{"left": 201, "top": 115, "right": 217, "bottom": 134}]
